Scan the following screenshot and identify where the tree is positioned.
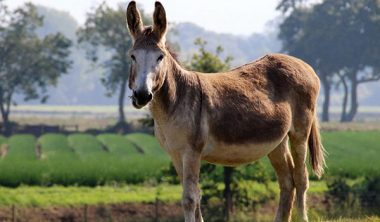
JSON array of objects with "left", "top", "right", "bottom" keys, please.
[
  {"left": 187, "top": 38, "right": 233, "bottom": 73},
  {"left": 276, "top": 0, "right": 308, "bottom": 13},
  {"left": 329, "top": 0, "right": 380, "bottom": 121},
  {"left": 0, "top": 2, "right": 72, "bottom": 134},
  {"left": 279, "top": 0, "right": 380, "bottom": 122},
  {"left": 78, "top": 3, "right": 149, "bottom": 130}
]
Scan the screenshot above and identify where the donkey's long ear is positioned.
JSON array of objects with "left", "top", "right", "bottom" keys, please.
[
  {"left": 126, "top": 1, "right": 143, "bottom": 40},
  {"left": 153, "top": 1, "right": 167, "bottom": 42}
]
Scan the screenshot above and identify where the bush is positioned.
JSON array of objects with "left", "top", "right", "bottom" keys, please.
[
  {"left": 356, "top": 177, "right": 380, "bottom": 210},
  {"left": 325, "top": 176, "right": 380, "bottom": 217},
  {"left": 199, "top": 161, "right": 273, "bottom": 221}
]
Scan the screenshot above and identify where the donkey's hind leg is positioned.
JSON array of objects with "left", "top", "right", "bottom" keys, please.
[
  {"left": 268, "top": 136, "right": 295, "bottom": 222},
  {"left": 289, "top": 124, "right": 312, "bottom": 222}
]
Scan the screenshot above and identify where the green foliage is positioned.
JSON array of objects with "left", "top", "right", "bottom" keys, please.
[
  {"left": 356, "top": 177, "right": 380, "bottom": 210},
  {"left": 187, "top": 38, "right": 233, "bottom": 73},
  {"left": 326, "top": 176, "right": 380, "bottom": 217},
  {"left": 327, "top": 176, "right": 352, "bottom": 203},
  {"left": 200, "top": 162, "right": 273, "bottom": 214},
  {"left": 276, "top": 0, "right": 308, "bottom": 13}
]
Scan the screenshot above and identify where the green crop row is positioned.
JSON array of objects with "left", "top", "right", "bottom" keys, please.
[
  {"left": 0, "top": 131, "right": 379, "bottom": 187},
  {"left": 0, "top": 133, "right": 170, "bottom": 187}
]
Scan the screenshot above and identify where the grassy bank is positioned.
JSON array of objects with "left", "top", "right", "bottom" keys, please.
[{"left": 0, "top": 185, "right": 181, "bottom": 207}]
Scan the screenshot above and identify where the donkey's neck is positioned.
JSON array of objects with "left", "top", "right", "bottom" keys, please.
[{"left": 150, "top": 58, "right": 201, "bottom": 121}]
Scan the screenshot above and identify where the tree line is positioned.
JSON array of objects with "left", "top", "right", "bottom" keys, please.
[
  {"left": 278, "top": 0, "right": 380, "bottom": 122},
  {"left": 1, "top": 0, "right": 380, "bottom": 136}
]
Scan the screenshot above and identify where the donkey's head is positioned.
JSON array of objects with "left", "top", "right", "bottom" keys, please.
[{"left": 127, "top": 1, "right": 169, "bottom": 109}]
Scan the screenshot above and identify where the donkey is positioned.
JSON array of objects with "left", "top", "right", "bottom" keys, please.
[{"left": 126, "top": 1, "right": 325, "bottom": 222}]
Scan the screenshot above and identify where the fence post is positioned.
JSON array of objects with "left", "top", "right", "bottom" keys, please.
[
  {"left": 11, "top": 205, "right": 15, "bottom": 222},
  {"left": 83, "top": 204, "right": 88, "bottom": 222},
  {"left": 155, "top": 197, "right": 159, "bottom": 222}
]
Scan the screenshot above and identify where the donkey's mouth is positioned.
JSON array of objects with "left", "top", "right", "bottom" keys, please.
[{"left": 132, "top": 100, "right": 145, "bottom": 109}]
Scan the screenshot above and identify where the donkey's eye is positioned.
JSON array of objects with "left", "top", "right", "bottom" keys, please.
[
  {"left": 157, "top": 55, "right": 164, "bottom": 62},
  {"left": 131, "top": 55, "right": 136, "bottom": 61}
]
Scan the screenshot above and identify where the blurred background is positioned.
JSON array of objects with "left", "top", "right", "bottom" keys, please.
[{"left": 0, "top": 0, "right": 379, "bottom": 221}]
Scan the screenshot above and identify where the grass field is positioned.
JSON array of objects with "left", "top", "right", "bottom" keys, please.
[{"left": 321, "top": 131, "right": 380, "bottom": 178}]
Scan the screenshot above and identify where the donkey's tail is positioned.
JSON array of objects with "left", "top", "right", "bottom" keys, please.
[{"left": 308, "top": 117, "right": 326, "bottom": 179}]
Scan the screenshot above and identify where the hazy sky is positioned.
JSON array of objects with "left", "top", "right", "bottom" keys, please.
[{"left": 5, "top": 0, "right": 280, "bottom": 36}]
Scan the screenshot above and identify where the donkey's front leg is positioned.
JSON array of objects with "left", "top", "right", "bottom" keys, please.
[{"left": 182, "top": 149, "right": 203, "bottom": 222}]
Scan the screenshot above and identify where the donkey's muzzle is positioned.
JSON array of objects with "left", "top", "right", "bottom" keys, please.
[{"left": 132, "top": 90, "right": 153, "bottom": 109}]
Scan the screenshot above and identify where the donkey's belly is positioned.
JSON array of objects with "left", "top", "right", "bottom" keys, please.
[{"left": 201, "top": 137, "right": 283, "bottom": 166}]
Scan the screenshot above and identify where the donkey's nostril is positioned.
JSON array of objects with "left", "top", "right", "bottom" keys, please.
[{"left": 147, "top": 93, "right": 153, "bottom": 101}]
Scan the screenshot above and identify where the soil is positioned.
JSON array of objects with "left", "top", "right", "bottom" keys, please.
[
  {"left": 0, "top": 194, "right": 351, "bottom": 222},
  {"left": 0, "top": 202, "right": 183, "bottom": 222}
]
